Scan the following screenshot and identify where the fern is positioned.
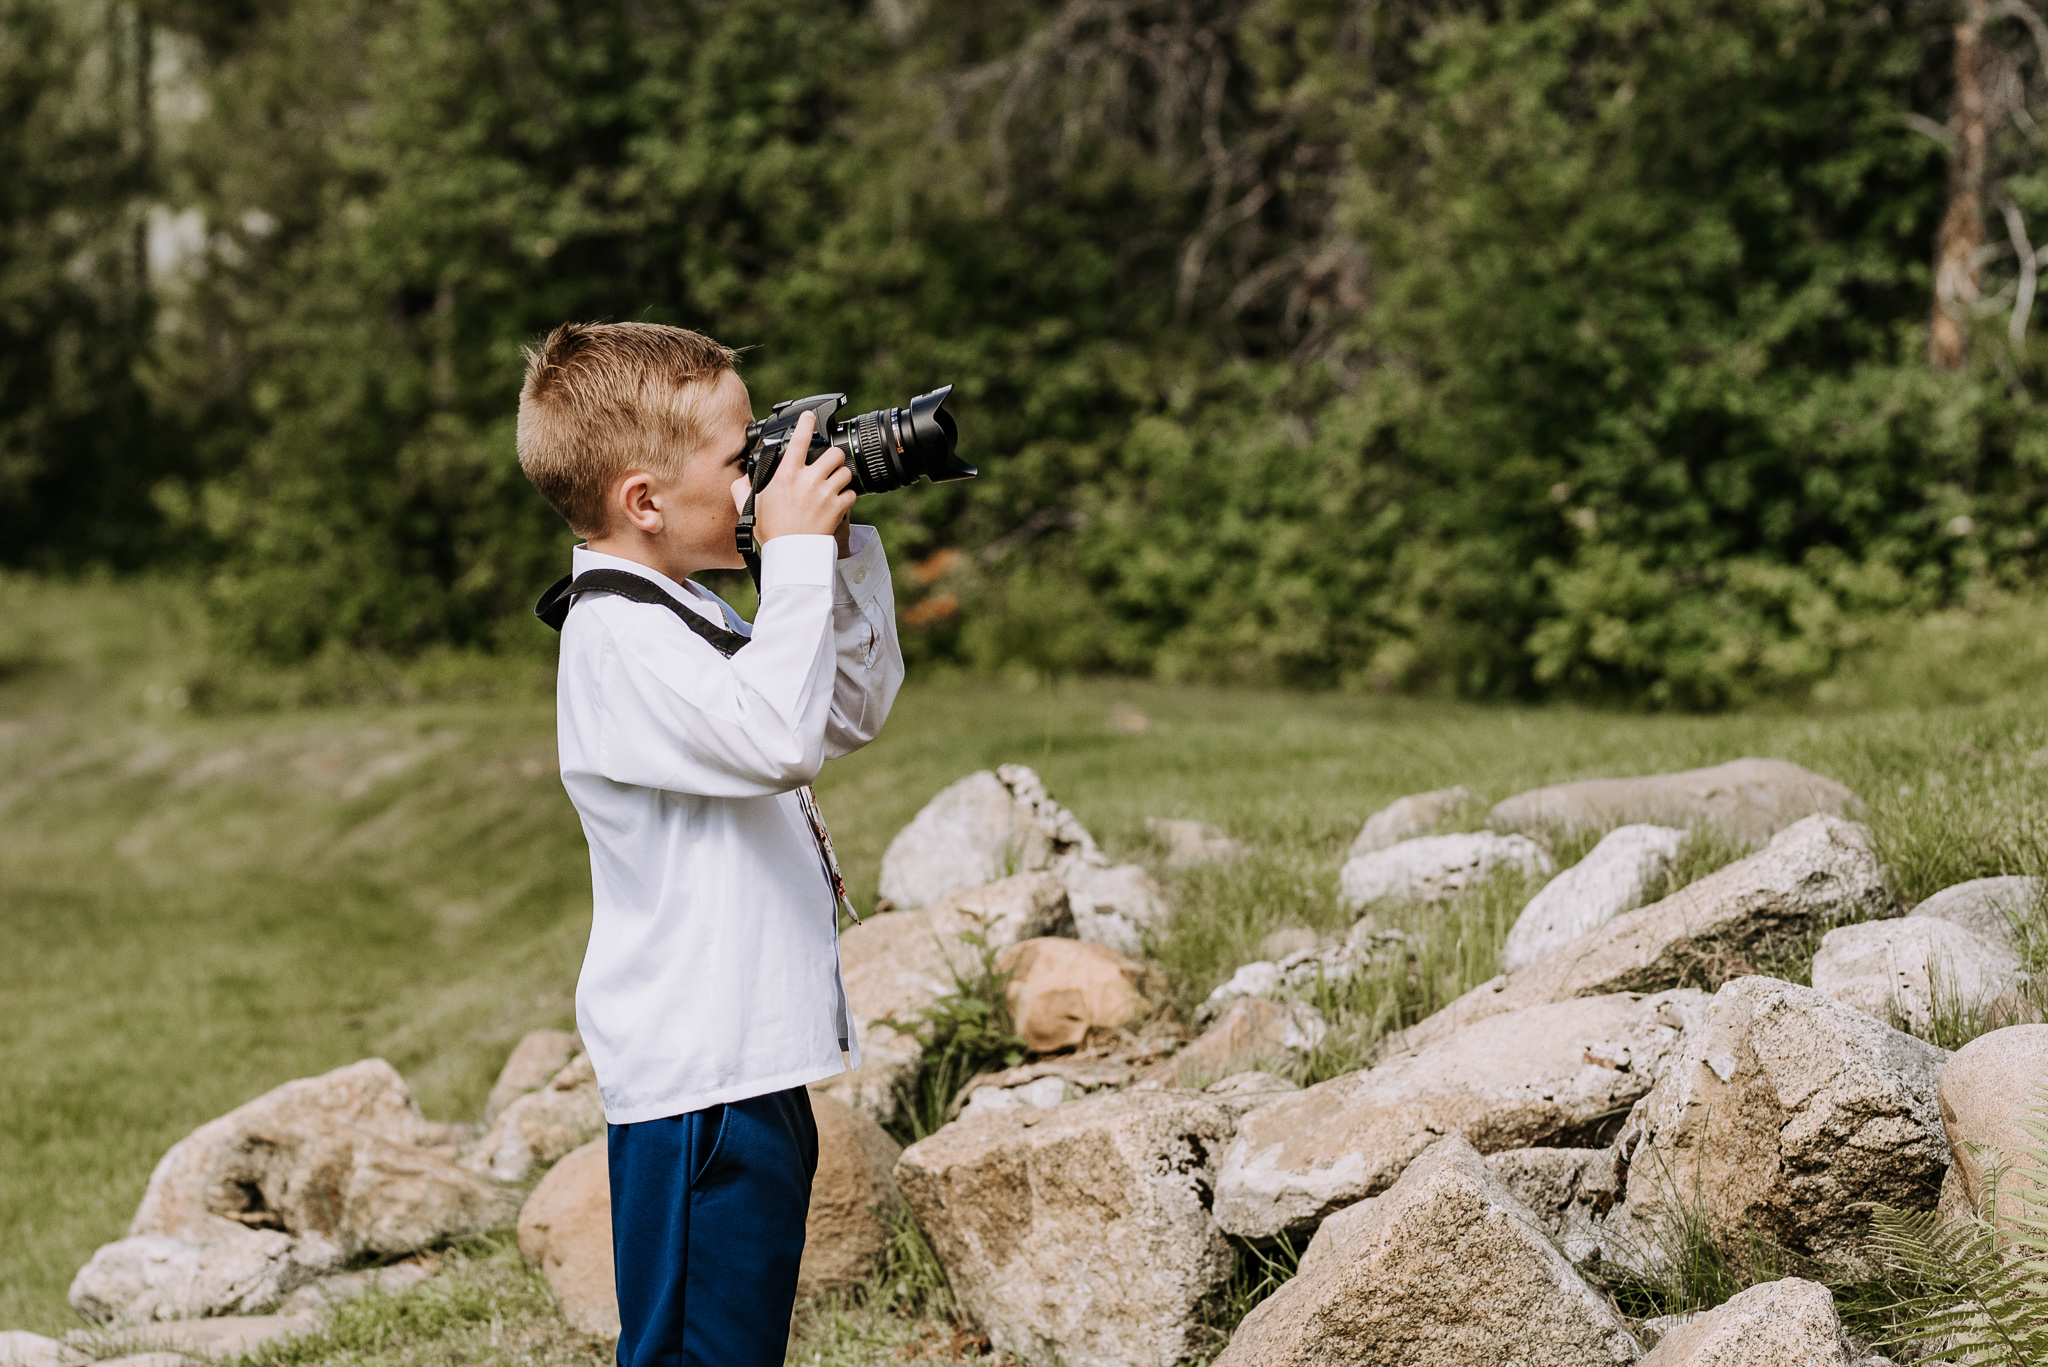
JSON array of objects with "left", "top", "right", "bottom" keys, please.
[{"left": 1867, "top": 1072, "right": 2048, "bottom": 1364}]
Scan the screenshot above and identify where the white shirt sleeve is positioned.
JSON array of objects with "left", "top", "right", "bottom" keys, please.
[
  {"left": 824, "top": 524, "right": 904, "bottom": 759},
  {"left": 587, "top": 535, "right": 844, "bottom": 797}
]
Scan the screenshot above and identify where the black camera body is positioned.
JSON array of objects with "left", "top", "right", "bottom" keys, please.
[{"left": 736, "top": 385, "right": 971, "bottom": 560}]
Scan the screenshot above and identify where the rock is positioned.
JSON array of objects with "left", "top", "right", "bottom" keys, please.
[
  {"left": 68, "top": 1229, "right": 343, "bottom": 1324},
  {"left": 517, "top": 1140, "right": 618, "bottom": 1338},
  {"left": 462, "top": 1054, "right": 604, "bottom": 1182},
  {"left": 483, "top": 1028, "right": 581, "bottom": 1125},
  {"left": 952, "top": 1048, "right": 1172, "bottom": 1122},
  {"left": 1214, "top": 989, "right": 1705, "bottom": 1240},
  {"left": 93, "top": 1354, "right": 193, "bottom": 1367},
  {"left": 817, "top": 873, "right": 1076, "bottom": 1122},
  {"left": 1215, "top": 1134, "right": 1640, "bottom": 1367},
  {"left": 1935, "top": 1023, "right": 2048, "bottom": 1223},
  {"left": 875, "top": 765, "right": 1167, "bottom": 951},
  {"left": 1489, "top": 757, "right": 1856, "bottom": 845},
  {"left": 896, "top": 1090, "right": 1237, "bottom": 1367},
  {"left": 1637, "top": 1278, "right": 1855, "bottom": 1367},
  {"left": 1811, "top": 918, "right": 2021, "bottom": 1034},
  {"left": 1338, "top": 832, "right": 1554, "bottom": 912},
  {"left": 1207, "top": 1071, "right": 1300, "bottom": 1099},
  {"left": 1259, "top": 926, "right": 1321, "bottom": 959},
  {"left": 111, "top": 1315, "right": 321, "bottom": 1356},
  {"left": 1141, "top": 999, "right": 1327, "bottom": 1090},
  {"left": 1483, "top": 1148, "right": 1622, "bottom": 1258},
  {"left": 0, "top": 1332, "right": 87, "bottom": 1367},
  {"left": 123, "top": 1058, "right": 518, "bottom": 1260},
  {"left": 1348, "top": 787, "right": 1474, "bottom": 857},
  {"left": 997, "top": 937, "right": 1162, "bottom": 1054},
  {"left": 1502, "top": 825, "right": 1687, "bottom": 974},
  {"left": 275, "top": 1257, "right": 439, "bottom": 1314},
  {"left": 1614, "top": 976, "right": 1948, "bottom": 1269},
  {"left": 1146, "top": 817, "right": 1243, "bottom": 867},
  {"left": 797, "top": 1095, "right": 904, "bottom": 1302},
  {"left": 960, "top": 1074, "right": 1072, "bottom": 1120},
  {"left": 1911, "top": 875, "right": 2040, "bottom": 950},
  {"left": 1405, "top": 815, "right": 1890, "bottom": 1049},
  {"left": 1199, "top": 922, "right": 1412, "bottom": 1020}
]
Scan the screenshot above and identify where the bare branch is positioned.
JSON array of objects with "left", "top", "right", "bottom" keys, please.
[
  {"left": 2004, "top": 198, "right": 2038, "bottom": 342},
  {"left": 1901, "top": 111, "right": 1960, "bottom": 150},
  {"left": 1992, "top": 0, "right": 2048, "bottom": 76}
]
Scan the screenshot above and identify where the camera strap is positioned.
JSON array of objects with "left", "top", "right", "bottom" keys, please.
[
  {"left": 533, "top": 567, "right": 857, "bottom": 920},
  {"left": 735, "top": 494, "right": 764, "bottom": 592}
]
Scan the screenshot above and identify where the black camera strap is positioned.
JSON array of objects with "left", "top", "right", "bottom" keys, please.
[{"left": 532, "top": 567, "right": 856, "bottom": 920}]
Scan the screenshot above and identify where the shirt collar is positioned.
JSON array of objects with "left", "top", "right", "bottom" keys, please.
[{"left": 570, "top": 545, "right": 720, "bottom": 608}]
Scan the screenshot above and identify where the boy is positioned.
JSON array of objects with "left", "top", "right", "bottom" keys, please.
[{"left": 515, "top": 321, "right": 903, "bottom": 1366}]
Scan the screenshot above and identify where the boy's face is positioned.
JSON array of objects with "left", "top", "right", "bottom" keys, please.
[{"left": 591, "top": 369, "right": 754, "bottom": 575}]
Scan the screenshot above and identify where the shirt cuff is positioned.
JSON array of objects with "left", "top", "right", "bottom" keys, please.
[
  {"left": 833, "top": 526, "right": 887, "bottom": 606},
  {"left": 759, "top": 534, "right": 836, "bottom": 592}
]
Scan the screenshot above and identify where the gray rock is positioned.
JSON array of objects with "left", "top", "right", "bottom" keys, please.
[
  {"left": 1483, "top": 1148, "right": 1622, "bottom": 1260},
  {"left": 1347, "top": 787, "right": 1475, "bottom": 857},
  {"left": 1140, "top": 998, "right": 1327, "bottom": 1090},
  {"left": 104, "top": 1315, "right": 321, "bottom": 1356},
  {"left": 482, "top": 1028, "right": 580, "bottom": 1125},
  {"left": 0, "top": 1332, "right": 87, "bottom": 1367},
  {"left": 275, "top": 1258, "right": 439, "bottom": 1315},
  {"left": 1214, "top": 1134, "right": 1640, "bottom": 1367},
  {"left": 1403, "top": 815, "right": 1890, "bottom": 1050},
  {"left": 1614, "top": 977, "right": 1948, "bottom": 1270},
  {"left": 1338, "top": 832, "right": 1554, "bottom": 912},
  {"left": 896, "top": 1090, "right": 1237, "bottom": 1367},
  {"left": 876, "top": 766, "right": 1166, "bottom": 952},
  {"left": 68, "top": 1229, "right": 343, "bottom": 1324},
  {"left": 461, "top": 1053, "right": 604, "bottom": 1182},
  {"left": 92, "top": 1354, "right": 193, "bottom": 1367},
  {"left": 1637, "top": 1277, "right": 1854, "bottom": 1366},
  {"left": 1935, "top": 1023, "right": 2048, "bottom": 1225},
  {"left": 1198, "top": 922, "right": 1412, "bottom": 1020},
  {"left": 1214, "top": 989, "right": 1705, "bottom": 1240},
  {"left": 1502, "top": 825, "right": 1687, "bottom": 974},
  {"left": 1145, "top": 817, "right": 1244, "bottom": 867},
  {"left": 1810, "top": 918, "right": 2021, "bottom": 1034},
  {"left": 1489, "top": 757, "right": 1857, "bottom": 844},
  {"left": 124, "top": 1058, "right": 517, "bottom": 1258},
  {"left": 1206, "top": 1071, "right": 1300, "bottom": 1099},
  {"left": 1910, "top": 875, "right": 2040, "bottom": 950}
]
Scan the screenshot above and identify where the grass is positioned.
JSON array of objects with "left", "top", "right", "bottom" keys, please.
[{"left": 7, "top": 573, "right": 2048, "bottom": 1349}]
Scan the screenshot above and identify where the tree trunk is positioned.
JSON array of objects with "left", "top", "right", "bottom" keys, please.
[{"left": 1931, "top": 0, "right": 1989, "bottom": 370}]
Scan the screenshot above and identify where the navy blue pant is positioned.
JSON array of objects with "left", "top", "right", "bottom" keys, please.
[{"left": 608, "top": 1086, "right": 819, "bottom": 1367}]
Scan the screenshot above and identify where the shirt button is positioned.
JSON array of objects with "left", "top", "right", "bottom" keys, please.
[{"left": 852, "top": 567, "right": 867, "bottom": 584}]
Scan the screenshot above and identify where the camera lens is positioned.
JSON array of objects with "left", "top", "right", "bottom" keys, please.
[{"left": 836, "top": 386, "right": 973, "bottom": 494}]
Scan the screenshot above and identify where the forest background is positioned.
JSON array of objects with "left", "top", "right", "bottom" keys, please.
[{"left": 8, "top": 0, "right": 2048, "bottom": 708}]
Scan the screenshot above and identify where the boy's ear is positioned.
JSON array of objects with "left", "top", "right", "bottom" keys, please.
[{"left": 612, "top": 470, "right": 664, "bottom": 535}]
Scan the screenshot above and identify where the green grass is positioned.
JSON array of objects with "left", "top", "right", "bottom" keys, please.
[{"left": 8, "top": 572, "right": 2048, "bottom": 1343}]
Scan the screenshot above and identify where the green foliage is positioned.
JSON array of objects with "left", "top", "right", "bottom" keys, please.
[
  {"left": 1188, "top": 1234, "right": 1303, "bottom": 1363},
  {"left": 1864, "top": 1074, "right": 2048, "bottom": 1364}
]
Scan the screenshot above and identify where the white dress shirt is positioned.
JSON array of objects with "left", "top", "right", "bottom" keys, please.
[{"left": 554, "top": 527, "right": 903, "bottom": 1123}]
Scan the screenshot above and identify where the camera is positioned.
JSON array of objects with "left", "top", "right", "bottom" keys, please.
[{"left": 736, "top": 385, "right": 972, "bottom": 560}]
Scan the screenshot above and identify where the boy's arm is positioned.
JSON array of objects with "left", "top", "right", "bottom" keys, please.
[
  {"left": 822, "top": 525, "right": 904, "bottom": 759},
  {"left": 585, "top": 536, "right": 844, "bottom": 797}
]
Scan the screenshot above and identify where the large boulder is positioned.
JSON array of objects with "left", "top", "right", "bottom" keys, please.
[
  {"left": 1214, "top": 989, "right": 1705, "bottom": 1240},
  {"left": 816, "top": 873, "right": 1075, "bottom": 1122},
  {"left": 517, "top": 1140, "right": 618, "bottom": 1338},
  {"left": 997, "top": 937, "right": 1163, "bottom": 1054},
  {"left": 1810, "top": 918, "right": 2021, "bottom": 1034},
  {"left": 1935, "top": 1024, "right": 2048, "bottom": 1223},
  {"left": 121, "top": 1058, "right": 519, "bottom": 1262},
  {"left": 1637, "top": 1278, "right": 1854, "bottom": 1367},
  {"left": 1337, "top": 832, "right": 1554, "bottom": 913},
  {"left": 69, "top": 1228, "right": 343, "bottom": 1324},
  {"left": 796, "top": 1094, "right": 904, "bottom": 1301},
  {"left": 1483, "top": 1148, "right": 1623, "bottom": 1259},
  {"left": 1347, "top": 787, "right": 1474, "bottom": 857},
  {"left": 462, "top": 1053, "right": 604, "bottom": 1183},
  {"left": 1404, "top": 815, "right": 1889, "bottom": 1049},
  {"left": 482, "top": 1029, "right": 581, "bottom": 1125},
  {"left": 1910, "top": 875, "right": 2039, "bottom": 950},
  {"left": 1214, "top": 1134, "right": 1640, "bottom": 1367},
  {"left": 1489, "top": 757, "right": 1856, "bottom": 844},
  {"left": 896, "top": 1090, "right": 1237, "bottom": 1367},
  {"left": 1614, "top": 976, "right": 1948, "bottom": 1269},
  {"left": 1502, "top": 825, "right": 1687, "bottom": 974},
  {"left": 1140, "top": 998, "right": 1327, "bottom": 1090},
  {"left": 875, "top": 765, "right": 1166, "bottom": 952}
]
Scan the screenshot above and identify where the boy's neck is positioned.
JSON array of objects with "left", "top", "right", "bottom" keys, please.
[{"left": 583, "top": 535, "right": 710, "bottom": 586}]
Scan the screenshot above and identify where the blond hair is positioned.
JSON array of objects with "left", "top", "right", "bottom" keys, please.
[{"left": 516, "top": 321, "right": 740, "bottom": 536}]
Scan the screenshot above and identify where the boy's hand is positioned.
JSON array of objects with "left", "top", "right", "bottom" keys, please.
[{"left": 738, "top": 411, "right": 857, "bottom": 544}]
